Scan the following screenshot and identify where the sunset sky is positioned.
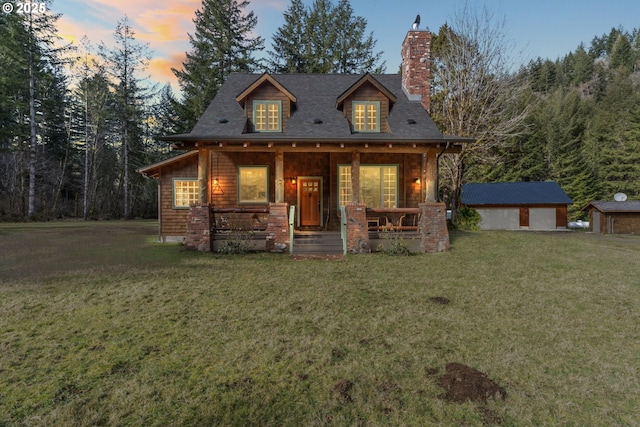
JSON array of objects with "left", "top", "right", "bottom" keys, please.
[{"left": 53, "top": 0, "right": 640, "bottom": 95}]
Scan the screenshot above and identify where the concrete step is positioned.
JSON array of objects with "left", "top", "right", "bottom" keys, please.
[{"left": 293, "top": 232, "right": 344, "bottom": 254}]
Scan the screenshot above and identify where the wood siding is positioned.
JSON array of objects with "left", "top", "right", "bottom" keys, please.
[
  {"left": 156, "top": 150, "right": 426, "bottom": 236},
  {"left": 341, "top": 82, "right": 391, "bottom": 133},
  {"left": 593, "top": 212, "right": 640, "bottom": 234},
  {"left": 242, "top": 83, "right": 291, "bottom": 133},
  {"left": 158, "top": 156, "right": 198, "bottom": 237}
]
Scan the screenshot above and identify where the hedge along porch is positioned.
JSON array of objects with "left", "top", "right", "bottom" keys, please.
[{"left": 141, "top": 27, "right": 474, "bottom": 253}]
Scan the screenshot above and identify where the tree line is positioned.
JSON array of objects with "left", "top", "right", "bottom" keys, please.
[
  {"left": 1, "top": 0, "right": 638, "bottom": 221},
  {"left": 470, "top": 26, "right": 640, "bottom": 218}
]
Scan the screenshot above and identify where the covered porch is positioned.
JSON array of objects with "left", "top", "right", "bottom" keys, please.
[{"left": 176, "top": 137, "right": 459, "bottom": 254}]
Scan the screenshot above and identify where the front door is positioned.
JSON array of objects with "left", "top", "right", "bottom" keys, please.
[{"left": 299, "top": 177, "right": 322, "bottom": 227}]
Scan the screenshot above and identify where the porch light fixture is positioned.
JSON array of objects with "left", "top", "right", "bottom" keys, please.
[
  {"left": 289, "top": 177, "right": 297, "bottom": 185},
  {"left": 212, "top": 178, "right": 224, "bottom": 195},
  {"left": 212, "top": 154, "right": 224, "bottom": 195},
  {"left": 414, "top": 177, "right": 421, "bottom": 184}
]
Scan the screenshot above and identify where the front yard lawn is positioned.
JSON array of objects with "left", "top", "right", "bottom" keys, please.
[{"left": 1, "top": 222, "right": 639, "bottom": 426}]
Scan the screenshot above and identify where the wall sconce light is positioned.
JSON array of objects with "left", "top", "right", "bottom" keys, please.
[
  {"left": 212, "top": 178, "right": 224, "bottom": 195},
  {"left": 413, "top": 177, "right": 421, "bottom": 184},
  {"left": 289, "top": 177, "right": 297, "bottom": 185}
]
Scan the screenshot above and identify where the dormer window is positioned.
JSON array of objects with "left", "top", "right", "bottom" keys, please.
[
  {"left": 353, "top": 101, "right": 380, "bottom": 132},
  {"left": 253, "top": 100, "right": 282, "bottom": 132}
]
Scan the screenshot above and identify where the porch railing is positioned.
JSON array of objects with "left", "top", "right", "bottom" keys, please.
[
  {"left": 211, "top": 206, "right": 270, "bottom": 231},
  {"left": 365, "top": 208, "right": 421, "bottom": 231},
  {"left": 289, "top": 205, "right": 295, "bottom": 255},
  {"left": 340, "top": 205, "right": 347, "bottom": 255}
]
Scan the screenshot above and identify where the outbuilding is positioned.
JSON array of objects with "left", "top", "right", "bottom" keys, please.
[
  {"left": 461, "top": 182, "right": 573, "bottom": 230},
  {"left": 582, "top": 200, "right": 640, "bottom": 234}
]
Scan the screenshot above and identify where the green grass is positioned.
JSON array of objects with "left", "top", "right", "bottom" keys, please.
[{"left": 1, "top": 222, "right": 640, "bottom": 426}]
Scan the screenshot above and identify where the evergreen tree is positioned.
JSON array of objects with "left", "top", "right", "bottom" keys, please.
[
  {"left": 268, "top": 0, "right": 385, "bottom": 74},
  {"left": 609, "top": 33, "right": 634, "bottom": 70},
  {"left": 543, "top": 89, "right": 597, "bottom": 217},
  {"left": 305, "top": 0, "right": 337, "bottom": 73},
  {"left": 332, "top": 0, "right": 385, "bottom": 73},
  {"left": 0, "top": 1, "right": 71, "bottom": 219},
  {"left": 268, "top": 0, "right": 309, "bottom": 73},
  {"left": 585, "top": 70, "right": 640, "bottom": 199},
  {"left": 99, "top": 16, "right": 153, "bottom": 219},
  {"left": 571, "top": 43, "right": 593, "bottom": 87},
  {"left": 173, "top": 0, "right": 264, "bottom": 131}
]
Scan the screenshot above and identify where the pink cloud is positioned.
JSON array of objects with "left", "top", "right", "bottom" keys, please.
[{"left": 149, "top": 52, "right": 187, "bottom": 88}]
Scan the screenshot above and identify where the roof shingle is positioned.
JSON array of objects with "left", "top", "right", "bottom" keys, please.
[{"left": 167, "top": 73, "right": 467, "bottom": 143}]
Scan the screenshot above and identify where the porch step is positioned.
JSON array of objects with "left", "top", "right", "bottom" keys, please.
[{"left": 292, "top": 231, "right": 344, "bottom": 255}]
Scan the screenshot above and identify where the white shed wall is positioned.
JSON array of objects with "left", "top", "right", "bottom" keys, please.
[
  {"left": 529, "top": 208, "right": 557, "bottom": 230},
  {"left": 476, "top": 208, "right": 520, "bottom": 230}
]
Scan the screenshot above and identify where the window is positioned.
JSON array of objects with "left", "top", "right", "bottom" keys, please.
[
  {"left": 338, "top": 165, "right": 397, "bottom": 208},
  {"left": 238, "top": 166, "right": 269, "bottom": 204},
  {"left": 352, "top": 101, "right": 380, "bottom": 132},
  {"left": 173, "top": 178, "right": 198, "bottom": 208},
  {"left": 253, "top": 100, "right": 282, "bottom": 132}
]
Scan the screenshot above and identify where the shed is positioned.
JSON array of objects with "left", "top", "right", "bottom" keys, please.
[
  {"left": 461, "top": 182, "right": 573, "bottom": 230},
  {"left": 582, "top": 200, "right": 640, "bottom": 234}
]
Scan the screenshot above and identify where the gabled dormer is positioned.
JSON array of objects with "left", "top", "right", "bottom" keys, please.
[
  {"left": 336, "top": 73, "right": 397, "bottom": 134},
  {"left": 236, "top": 73, "right": 297, "bottom": 133}
]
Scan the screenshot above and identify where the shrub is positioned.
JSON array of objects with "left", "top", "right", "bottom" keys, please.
[
  {"left": 455, "top": 206, "right": 481, "bottom": 231},
  {"left": 217, "top": 228, "right": 255, "bottom": 254},
  {"left": 377, "top": 229, "right": 414, "bottom": 256}
]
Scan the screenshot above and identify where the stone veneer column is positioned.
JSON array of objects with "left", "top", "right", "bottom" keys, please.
[
  {"left": 265, "top": 202, "right": 289, "bottom": 253},
  {"left": 418, "top": 203, "right": 450, "bottom": 253},
  {"left": 345, "top": 203, "right": 370, "bottom": 254},
  {"left": 184, "top": 203, "right": 213, "bottom": 252}
]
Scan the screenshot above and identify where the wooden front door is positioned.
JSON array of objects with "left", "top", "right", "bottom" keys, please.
[{"left": 299, "top": 178, "right": 321, "bottom": 227}]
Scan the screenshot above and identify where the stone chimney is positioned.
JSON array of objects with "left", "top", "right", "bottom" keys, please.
[{"left": 401, "top": 29, "right": 432, "bottom": 113}]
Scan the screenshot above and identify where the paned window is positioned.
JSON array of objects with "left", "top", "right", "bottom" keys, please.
[
  {"left": 238, "top": 166, "right": 269, "bottom": 204},
  {"left": 352, "top": 101, "right": 380, "bottom": 132},
  {"left": 253, "top": 100, "right": 281, "bottom": 132},
  {"left": 338, "top": 165, "right": 397, "bottom": 208},
  {"left": 173, "top": 178, "right": 198, "bottom": 208}
]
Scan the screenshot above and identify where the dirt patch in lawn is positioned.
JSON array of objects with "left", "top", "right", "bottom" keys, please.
[
  {"left": 439, "top": 362, "right": 507, "bottom": 404},
  {"left": 429, "top": 296, "right": 450, "bottom": 305},
  {"left": 333, "top": 379, "right": 354, "bottom": 403}
]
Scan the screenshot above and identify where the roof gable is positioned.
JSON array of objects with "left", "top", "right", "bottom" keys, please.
[
  {"left": 235, "top": 73, "right": 297, "bottom": 104},
  {"left": 462, "top": 182, "right": 573, "bottom": 206},
  {"left": 583, "top": 200, "right": 640, "bottom": 213},
  {"left": 178, "top": 73, "right": 474, "bottom": 145},
  {"left": 336, "top": 73, "right": 397, "bottom": 109},
  {"left": 137, "top": 151, "right": 198, "bottom": 178}
]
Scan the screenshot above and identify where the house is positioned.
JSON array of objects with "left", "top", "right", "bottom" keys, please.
[
  {"left": 139, "top": 26, "right": 473, "bottom": 254},
  {"left": 582, "top": 200, "right": 640, "bottom": 234},
  {"left": 461, "top": 182, "right": 573, "bottom": 230}
]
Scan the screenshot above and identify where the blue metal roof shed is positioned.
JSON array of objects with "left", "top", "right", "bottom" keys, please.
[
  {"left": 462, "top": 182, "right": 573, "bottom": 206},
  {"left": 461, "top": 182, "right": 573, "bottom": 230}
]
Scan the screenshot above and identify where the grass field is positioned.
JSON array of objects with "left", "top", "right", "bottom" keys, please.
[{"left": 1, "top": 221, "right": 639, "bottom": 426}]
